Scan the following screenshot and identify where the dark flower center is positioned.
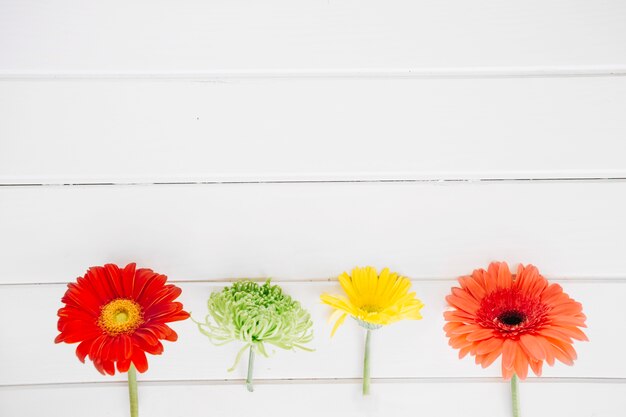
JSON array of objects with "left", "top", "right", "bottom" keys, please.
[
  {"left": 498, "top": 310, "right": 525, "bottom": 326},
  {"left": 475, "top": 288, "right": 548, "bottom": 338}
]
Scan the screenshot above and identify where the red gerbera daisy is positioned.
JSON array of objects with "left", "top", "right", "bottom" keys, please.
[
  {"left": 55, "top": 263, "right": 189, "bottom": 375},
  {"left": 444, "top": 261, "right": 587, "bottom": 380}
]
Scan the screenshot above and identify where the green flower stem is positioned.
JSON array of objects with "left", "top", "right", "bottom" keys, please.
[
  {"left": 246, "top": 346, "right": 255, "bottom": 392},
  {"left": 511, "top": 374, "right": 520, "bottom": 417},
  {"left": 363, "top": 329, "right": 372, "bottom": 395},
  {"left": 128, "top": 364, "right": 138, "bottom": 417}
]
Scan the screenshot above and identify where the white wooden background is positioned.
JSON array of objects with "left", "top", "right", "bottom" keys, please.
[{"left": 1, "top": 1, "right": 626, "bottom": 416}]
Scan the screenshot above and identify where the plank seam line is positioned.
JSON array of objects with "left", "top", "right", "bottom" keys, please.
[
  {"left": 3, "top": 176, "right": 626, "bottom": 188},
  {"left": 2, "top": 376, "right": 625, "bottom": 389},
  {"left": 2, "top": 277, "right": 626, "bottom": 288},
  {"left": 2, "top": 67, "right": 626, "bottom": 81}
]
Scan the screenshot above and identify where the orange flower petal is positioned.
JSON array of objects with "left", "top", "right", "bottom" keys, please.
[
  {"left": 459, "top": 276, "right": 486, "bottom": 301},
  {"left": 474, "top": 337, "right": 502, "bottom": 355},
  {"left": 520, "top": 334, "right": 546, "bottom": 361},
  {"left": 466, "top": 328, "right": 495, "bottom": 342},
  {"left": 496, "top": 262, "right": 512, "bottom": 289},
  {"left": 446, "top": 294, "right": 479, "bottom": 314},
  {"left": 513, "top": 343, "right": 529, "bottom": 380},
  {"left": 480, "top": 345, "right": 503, "bottom": 368},
  {"left": 502, "top": 339, "right": 516, "bottom": 370},
  {"left": 444, "top": 262, "right": 586, "bottom": 379},
  {"left": 459, "top": 345, "right": 472, "bottom": 359},
  {"left": 529, "top": 359, "right": 543, "bottom": 377},
  {"left": 449, "top": 324, "right": 484, "bottom": 335}
]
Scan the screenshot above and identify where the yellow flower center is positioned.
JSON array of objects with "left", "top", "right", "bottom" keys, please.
[
  {"left": 361, "top": 304, "right": 383, "bottom": 313},
  {"left": 98, "top": 298, "right": 144, "bottom": 336}
]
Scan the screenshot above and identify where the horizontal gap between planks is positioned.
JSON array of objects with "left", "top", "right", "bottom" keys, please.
[
  {"left": 2, "top": 376, "right": 625, "bottom": 390},
  {"left": 3, "top": 177, "right": 626, "bottom": 188},
  {"left": 3, "top": 277, "right": 626, "bottom": 288},
  {"left": 2, "top": 67, "right": 626, "bottom": 81}
]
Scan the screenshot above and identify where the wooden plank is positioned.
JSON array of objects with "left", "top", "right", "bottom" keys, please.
[
  {"left": 1, "top": 181, "right": 626, "bottom": 284},
  {"left": 1, "top": 380, "right": 624, "bottom": 417},
  {"left": 0, "top": 280, "right": 623, "bottom": 386},
  {"left": 1, "top": 0, "right": 625, "bottom": 75},
  {"left": 2, "top": 78, "right": 626, "bottom": 184}
]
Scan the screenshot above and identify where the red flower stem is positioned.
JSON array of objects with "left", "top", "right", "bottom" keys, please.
[
  {"left": 511, "top": 374, "right": 520, "bottom": 417},
  {"left": 128, "top": 364, "right": 138, "bottom": 417},
  {"left": 246, "top": 346, "right": 255, "bottom": 392},
  {"left": 363, "top": 329, "right": 372, "bottom": 395}
]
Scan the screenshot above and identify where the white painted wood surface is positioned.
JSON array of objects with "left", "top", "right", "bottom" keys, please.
[
  {"left": 2, "top": 182, "right": 626, "bottom": 284},
  {"left": 1, "top": 281, "right": 623, "bottom": 387},
  {"left": 1, "top": 0, "right": 625, "bottom": 75},
  {"left": 2, "top": 78, "right": 626, "bottom": 184},
  {"left": 2, "top": 0, "right": 626, "bottom": 415},
  {"left": 2, "top": 382, "right": 624, "bottom": 417}
]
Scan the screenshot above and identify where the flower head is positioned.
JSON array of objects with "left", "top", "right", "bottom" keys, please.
[
  {"left": 444, "top": 262, "right": 588, "bottom": 380},
  {"left": 321, "top": 266, "right": 424, "bottom": 335},
  {"left": 55, "top": 263, "right": 190, "bottom": 375},
  {"left": 196, "top": 280, "right": 313, "bottom": 369}
]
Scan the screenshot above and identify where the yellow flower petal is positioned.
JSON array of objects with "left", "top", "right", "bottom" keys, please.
[
  {"left": 320, "top": 266, "right": 424, "bottom": 333},
  {"left": 320, "top": 294, "right": 359, "bottom": 316},
  {"left": 331, "top": 313, "right": 348, "bottom": 337},
  {"left": 338, "top": 272, "right": 360, "bottom": 305}
]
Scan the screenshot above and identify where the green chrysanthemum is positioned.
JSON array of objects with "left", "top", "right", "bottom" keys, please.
[{"left": 195, "top": 280, "right": 313, "bottom": 391}]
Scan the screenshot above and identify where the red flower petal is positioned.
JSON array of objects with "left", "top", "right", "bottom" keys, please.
[
  {"left": 55, "top": 263, "right": 188, "bottom": 375},
  {"left": 117, "top": 359, "right": 132, "bottom": 373},
  {"left": 132, "top": 350, "right": 149, "bottom": 373},
  {"left": 76, "top": 339, "right": 94, "bottom": 363},
  {"left": 121, "top": 263, "right": 137, "bottom": 296}
]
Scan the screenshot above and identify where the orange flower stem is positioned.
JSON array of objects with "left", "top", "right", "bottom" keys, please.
[
  {"left": 246, "top": 346, "right": 255, "bottom": 393},
  {"left": 363, "top": 329, "right": 372, "bottom": 395},
  {"left": 128, "top": 364, "right": 138, "bottom": 417},
  {"left": 511, "top": 374, "right": 520, "bottom": 417}
]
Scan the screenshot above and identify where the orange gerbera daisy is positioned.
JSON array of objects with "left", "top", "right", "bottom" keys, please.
[
  {"left": 444, "top": 261, "right": 587, "bottom": 380},
  {"left": 55, "top": 263, "right": 189, "bottom": 375}
]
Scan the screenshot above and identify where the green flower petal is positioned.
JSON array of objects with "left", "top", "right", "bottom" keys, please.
[{"left": 196, "top": 280, "right": 314, "bottom": 369}]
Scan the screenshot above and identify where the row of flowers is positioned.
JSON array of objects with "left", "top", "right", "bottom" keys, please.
[{"left": 56, "top": 262, "right": 587, "bottom": 417}]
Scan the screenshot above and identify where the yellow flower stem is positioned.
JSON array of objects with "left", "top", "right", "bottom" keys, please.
[
  {"left": 363, "top": 329, "right": 372, "bottom": 395},
  {"left": 246, "top": 346, "right": 255, "bottom": 392},
  {"left": 128, "top": 364, "right": 138, "bottom": 417},
  {"left": 511, "top": 374, "right": 520, "bottom": 417}
]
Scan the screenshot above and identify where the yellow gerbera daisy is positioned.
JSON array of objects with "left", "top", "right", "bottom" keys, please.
[
  {"left": 321, "top": 266, "right": 425, "bottom": 395},
  {"left": 321, "top": 266, "right": 424, "bottom": 336}
]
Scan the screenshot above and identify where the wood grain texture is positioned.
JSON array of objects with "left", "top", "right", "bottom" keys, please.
[
  {"left": 1, "top": 181, "right": 626, "bottom": 284},
  {"left": 1, "top": 280, "right": 622, "bottom": 386},
  {"left": 1, "top": 0, "right": 625, "bottom": 75},
  {"left": 2, "top": 380, "right": 625, "bottom": 417},
  {"left": 2, "top": 78, "right": 626, "bottom": 184}
]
